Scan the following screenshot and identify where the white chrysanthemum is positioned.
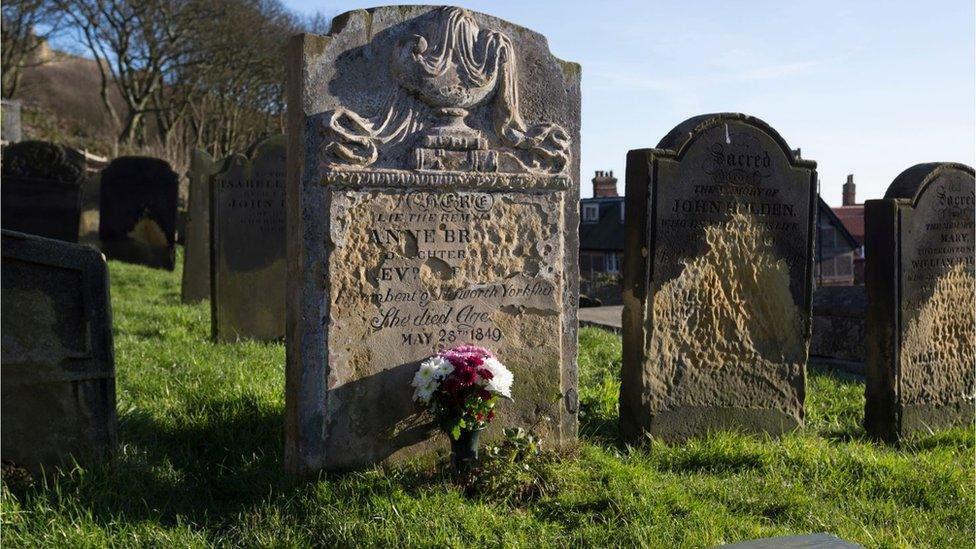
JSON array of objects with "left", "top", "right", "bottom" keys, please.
[
  {"left": 412, "top": 358, "right": 444, "bottom": 403},
  {"left": 428, "top": 356, "right": 454, "bottom": 379},
  {"left": 481, "top": 357, "right": 514, "bottom": 399}
]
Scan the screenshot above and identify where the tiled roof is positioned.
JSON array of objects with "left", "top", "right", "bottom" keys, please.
[{"left": 832, "top": 205, "right": 865, "bottom": 244}]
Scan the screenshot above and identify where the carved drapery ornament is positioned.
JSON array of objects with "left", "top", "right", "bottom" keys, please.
[{"left": 322, "top": 7, "right": 570, "bottom": 175}]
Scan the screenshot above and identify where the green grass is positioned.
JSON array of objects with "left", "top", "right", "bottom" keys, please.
[{"left": 2, "top": 253, "right": 973, "bottom": 547}]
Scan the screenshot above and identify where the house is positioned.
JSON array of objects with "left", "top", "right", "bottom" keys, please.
[
  {"left": 579, "top": 170, "right": 624, "bottom": 304},
  {"left": 831, "top": 174, "right": 866, "bottom": 283},
  {"left": 816, "top": 193, "right": 861, "bottom": 286}
]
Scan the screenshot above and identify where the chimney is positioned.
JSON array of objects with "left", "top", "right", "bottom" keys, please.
[
  {"left": 842, "top": 174, "right": 856, "bottom": 206},
  {"left": 592, "top": 170, "right": 618, "bottom": 198}
]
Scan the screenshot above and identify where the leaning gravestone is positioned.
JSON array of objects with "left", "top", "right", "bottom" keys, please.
[
  {"left": 99, "top": 156, "right": 179, "bottom": 269},
  {"left": 210, "top": 136, "right": 286, "bottom": 341},
  {"left": 1, "top": 230, "right": 117, "bottom": 474},
  {"left": 284, "top": 6, "right": 581, "bottom": 474},
  {"left": 181, "top": 149, "right": 221, "bottom": 303},
  {"left": 864, "top": 163, "right": 975, "bottom": 441},
  {"left": 620, "top": 113, "right": 817, "bottom": 444},
  {"left": 1, "top": 140, "right": 85, "bottom": 242}
]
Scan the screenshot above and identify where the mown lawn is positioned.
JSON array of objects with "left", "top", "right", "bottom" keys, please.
[{"left": 1, "top": 253, "right": 973, "bottom": 548}]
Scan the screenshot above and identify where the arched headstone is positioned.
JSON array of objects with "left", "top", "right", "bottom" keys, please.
[
  {"left": 620, "top": 113, "right": 817, "bottom": 443},
  {"left": 864, "top": 162, "right": 975, "bottom": 441},
  {"left": 209, "top": 136, "right": 286, "bottom": 341},
  {"left": 1, "top": 140, "right": 85, "bottom": 242},
  {"left": 98, "top": 156, "right": 179, "bottom": 269}
]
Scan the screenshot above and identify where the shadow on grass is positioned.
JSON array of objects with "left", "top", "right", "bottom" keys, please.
[
  {"left": 578, "top": 408, "right": 618, "bottom": 447},
  {"left": 14, "top": 395, "right": 300, "bottom": 529},
  {"left": 10, "top": 393, "right": 458, "bottom": 534}
]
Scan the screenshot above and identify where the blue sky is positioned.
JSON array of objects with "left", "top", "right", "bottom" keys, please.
[{"left": 290, "top": 1, "right": 976, "bottom": 203}]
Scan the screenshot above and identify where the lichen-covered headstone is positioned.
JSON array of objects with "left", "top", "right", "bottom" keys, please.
[
  {"left": 181, "top": 149, "right": 221, "bottom": 303},
  {"left": 864, "top": 163, "right": 975, "bottom": 441},
  {"left": 1, "top": 140, "right": 85, "bottom": 242},
  {"left": 1, "top": 230, "right": 117, "bottom": 475},
  {"left": 98, "top": 156, "right": 179, "bottom": 269},
  {"left": 620, "top": 113, "right": 817, "bottom": 443},
  {"left": 284, "top": 6, "right": 580, "bottom": 474},
  {"left": 210, "top": 136, "right": 286, "bottom": 341}
]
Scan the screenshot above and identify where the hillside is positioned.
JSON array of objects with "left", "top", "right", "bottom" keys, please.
[{"left": 13, "top": 48, "right": 123, "bottom": 155}]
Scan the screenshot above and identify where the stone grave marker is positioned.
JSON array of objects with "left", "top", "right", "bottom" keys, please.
[
  {"left": 1, "top": 230, "right": 117, "bottom": 475},
  {"left": 210, "top": 136, "right": 286, "bottom": 341},
  {"left": 864, "top": 162, "right": 975, "bottom": 441},
  {"left": 98, "top": 156, "right": 179, "bottom": 269},
  {"left": 181, "top": 149, "right": 222, "bottom": 303},
  {"left": 1, "top": 140, "right": 85, "bottom": 242},
  {"left": 2, "top": 99, "right": 22, "bottom": 143},
  {"left": 620, "top": 113, "right": 817, "bottom": 444},
  {"left": 284, "top": 6, "right": 580, "bottom": 474}
]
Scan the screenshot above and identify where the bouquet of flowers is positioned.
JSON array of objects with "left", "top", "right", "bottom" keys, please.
[{"left": 412, "top": 345, "right": 514, "bottom": 440}]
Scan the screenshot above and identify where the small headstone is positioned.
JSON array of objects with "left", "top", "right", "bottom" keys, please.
[
  {"left": 1, "top": 230, "right": 117, "bottom": 474},
  {"left": 98, "top": 156, "right": 179, "bottom": 269},
  {"left": 620, "top": 113, "right": 817, "bottom": 443},
  {"left": 864, "top": 162, "right": 975, "bottom": 441},
  {"left": 1, "top": 140, "right": 85, "bottom": 242},
  {"left": 2, "top": 99, "right": 22, "bottom": 143},
  {"left": 284, "top": 6, "right": 581, "bottom": 474},
  {"left": 181, "top": 149, "right": 221, "bottom": 303},
  {"left": 210, "top": 136, "right": 286, "bottom": 341}
]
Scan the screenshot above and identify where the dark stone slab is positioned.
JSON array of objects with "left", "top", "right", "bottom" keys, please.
[
  {"left": 716, "top": 533, "right": 863, "bottom": 548},
  {"left": 810, "top": 286, "right": 866, "bottom": 367},
  {"left": 2, "top": 99, "right": 22, "bottom": 143},
  {"left": 620, "top": 113, "right": 817, "bottom": 444},
  {"left": 864, "top": 163, "right": 975, "bottom": 441},
  {"left": 181, "top": 149, "right": 221, "bottom": 303},
  {"left": 1, "top": 141, "right": 85, "bottom": 242},
  {"left": 210, "top": 136, "right": 286, "bottom": 341},
  {"left": 1, "top": 230, "right": 117, "bottom": 475},
  {"left": 98, "top": 156, "right": 179, "bottom": 269},
  {"left": 284, "top": 6, "right": 580, "bottom": 474}
]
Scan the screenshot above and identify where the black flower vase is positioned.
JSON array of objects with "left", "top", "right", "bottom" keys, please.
[{"left": 449, "top": 427, "right": 483, "bottom": 478}]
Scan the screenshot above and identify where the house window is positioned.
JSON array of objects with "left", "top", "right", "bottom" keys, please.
[
  {"left": 582, "top": 203, "right": 599, "bottom": 223},
  {"left": 619, "top": 204, "right": 625, "bottom": 223},
  {"left": 606, "top": 253, "right": 621, "bottom": 273}
]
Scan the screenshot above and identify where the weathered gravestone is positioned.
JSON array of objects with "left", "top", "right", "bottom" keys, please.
[
  {"left": 620, "top": 113, "right": 817, "bottom": 443},
  {"left": 99, "top": 156, "right": 179, "bottom": 269},
  {"left": 284, "top": 6, "right": 580, "bottom": 474},
  {"left": 1, "top": 140, "right": 85, "bottom": 242},
  {"left": 1, "top": 230, "right": 117, "bottom": 474},
  {"left": 181, "top": 149, "right": 222, "bottom": 303},
  {"left": 210, "top": 136, "right": 286, "bottom": 341},
  {"left": 864, "top": 162, "right": 975, "bottom": 441},
  {"left": 2, "top": 99, "right": 22, "bottom": 143}
]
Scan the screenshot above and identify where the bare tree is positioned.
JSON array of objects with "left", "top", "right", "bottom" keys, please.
[
  {"left": 56, "top": 0, "right": 208, "bottom": 145},
  {"left": 47, "top": 0, "right": 322, "bottom": 158},
  {"left": 1, "top": 0, "right": 64, "bottom": 98}
]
